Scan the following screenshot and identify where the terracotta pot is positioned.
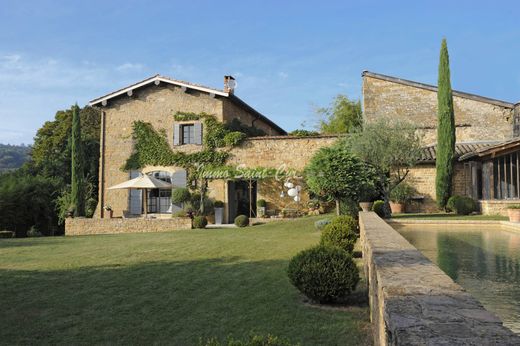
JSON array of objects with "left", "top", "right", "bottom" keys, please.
[
  {"left": 390, "top": 202, "right": 404, "bottom": 214},
  {"left": 359, "top": 202, "right": 373, "bottom": 212},
  {"left": 508, "top": 209, "right": 520, "bottom": 223}
]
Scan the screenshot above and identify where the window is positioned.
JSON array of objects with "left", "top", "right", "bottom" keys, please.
[
  {"left": 181, "top": 124, "right": 195, "bottom": 144},
  {"left": 492, "top": 152, "right": 520, "bottom": 199}
]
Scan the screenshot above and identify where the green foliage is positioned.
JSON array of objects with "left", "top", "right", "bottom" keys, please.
[
  {"left": 446, "top": 195, "right": 477, "bottom": 215},
  {"left": 436, "top": 38, "right": 456, "bottom": 209},
  {"left": 199, "top": 334, "right": 298, "bottom": 346},
  {"left": 27, "top": 226, "right": 43, "bottom": 237},
  {"left": 289, "top": 129, "right": 320, "bottom": 137},
  {"left": 186, "top": 193, "right": 215, "bottom": 216},
  {"left": 214, "top": 200, "right": 224, "bottom": 208},
  {"left": 234, "top": 215, "right": 249, "bottom": 227},
  {"left": 287, "top": 245, "right": 359, "bottom": 303},
  {"left": 347, "top": 119, "right": 422, "bottom": 218},
  {"left": 193, "top": 216, "right": 208, "bottom": 229},
  {"left": 172, "top": 187, "right": 191, "bottom": 204},
  {"left": 316, "top": 95, "right": 362, "bottom": 134},
  {"left": 256, "top": 199, "right": 267, "bottom": 207},
  {"left": 0, "top": 144, "right": 30, "bottom": 173},
  {"left": 0, "top": 230, "right": 14, "bottom": 238},
  {"left": 71, "top": 104, "right": 85, "bottom": 216},
  {"left": 507, "top": 205, "right": 520, "bottom": 209},
  {"left": 371, "top": 200, "right": 385, "bottom": 218},
  {"left": 173, "top": 210, "right": 188, "bottom": 217},
  {"left": 390, "top": 182, "right": 415, "bottom": 203},
  {"left": 304, "top": 145, "right": 376, "bottom": 215},
  {"left": 314, "top": 219, "right": 331, "bottom": 230},
  {"left": 0, "top": 172, "right": 61, "bottom": 236},
  {"left": 320, "top": 216, "right": 358, "bottom": 253},
  {"left": 173, "top": 111, "right": 202, "bottom": 121},
  {"left": 223, "top": 131, "right": 247, "bottom": 147}
]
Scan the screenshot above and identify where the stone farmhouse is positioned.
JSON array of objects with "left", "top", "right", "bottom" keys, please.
[
  {"left": 363, "top": 71, "right": 520, "bottom": 214},
  {"left": 86, "top": 71, "right": 520, "bottom": 227},
  {"left": 90, "top": 74, "right": 336, "bottom": 224}
]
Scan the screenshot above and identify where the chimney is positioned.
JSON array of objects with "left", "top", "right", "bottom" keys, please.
[
  {"left": 514, "top": 102, "right": 520, "bottom": 137},
  {"left": 224, "top": 75, "right": 236, "bottom": 94}
]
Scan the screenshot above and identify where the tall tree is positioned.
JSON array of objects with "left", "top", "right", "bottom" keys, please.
[
  {"left": 316, "top": 95, "right": 362, "bottom": 134},
  {"left": 70, "top": 104, "right": 85, "bottom": 216},
  {"left": 435, "top": 38, "right": 456, "bottom": 209}
]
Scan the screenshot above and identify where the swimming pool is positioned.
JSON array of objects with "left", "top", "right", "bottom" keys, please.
[{"left": 395, "top": 224, "right": 520, "bottom": 333}]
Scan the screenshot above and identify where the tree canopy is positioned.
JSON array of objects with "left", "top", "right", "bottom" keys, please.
[
  {"left": 304, "top": 145, "right": 375, "bottom": 215},
  {"left": 347, "top": 118, "right": 422, "bottom": 217},
  {"left": 0, "top": 144, "right": 30, "bottom": 173},
  {"left": 435, "top": 38, "right": 456, "bottom": 209},
  {"left": 316, "top": 94, "right": 362, "bottom": 134}
]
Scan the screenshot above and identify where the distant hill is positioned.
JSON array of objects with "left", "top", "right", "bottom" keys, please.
[{"left": 0, "top": 144, "right": 31, "bottom": 172}]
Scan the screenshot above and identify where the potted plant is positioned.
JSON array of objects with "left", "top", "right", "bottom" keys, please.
[
  {"left": 359, "top": 187, "right": 377, "bottom": 212},
  {"left": 507, "top": 205, "right": 520, "bottom": 223},
  {"left": 214, "top": 200, "right": 224, "bottom": 225},
  {"left": 389, "top": 182, "right": 414, "bottom": 214},
  {"left": 103, "top": 204, "right": 113, "bottom": 218},
  {"left": 257, "top": 199, "right": 267, "bottom": 217}
]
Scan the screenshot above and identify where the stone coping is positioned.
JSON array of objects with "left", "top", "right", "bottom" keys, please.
[
  {"left": 360, "top": 212, "right": 520, "bottom": 345},
  {"left": 388, "top": 218, "right": 520, "bottom": 233}
]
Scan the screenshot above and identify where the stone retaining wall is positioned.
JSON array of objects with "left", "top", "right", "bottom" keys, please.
[
  {"left": 480, "top": 200, "right": 520, "bottom": 216},
  {"left": 359, "top": 211, "right": 519, "bottom": 345},
  {"left": 66, "top": 217, "right": 192, "bottom": 236}
]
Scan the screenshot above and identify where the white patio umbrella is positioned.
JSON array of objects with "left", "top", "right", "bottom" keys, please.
[{"left": 108, "top": 174, "right": 172, "bottom": 216}]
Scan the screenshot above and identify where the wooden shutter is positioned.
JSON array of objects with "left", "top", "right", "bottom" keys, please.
[
  {"left": 194, "top": 122, "right": 203, "bottom": 145},
  {"left": 173, "top": 124, "right": 181, "bottom": 146},
  {"left": 129, "top": 170, "right": 142, "bottom": 215}
]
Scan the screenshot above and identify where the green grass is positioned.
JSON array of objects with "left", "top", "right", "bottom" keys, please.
[
  {"left": 0, "top": 216, "right": 371, "bottom": 345},
  {"left": 391, "top": 213, "right": 508, "bottom": 221}
]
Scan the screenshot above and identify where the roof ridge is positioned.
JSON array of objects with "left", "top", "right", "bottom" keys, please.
[{"left": 362, "top": 71, "right": 515, "bottom": 109}]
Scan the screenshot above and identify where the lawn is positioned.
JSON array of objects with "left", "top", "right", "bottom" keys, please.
[
  {"left": 391, "top": 213, "right": 508, "bottom": 221},
  {"left": 0, "top": 216, "right": 371, "bottom": 345}
]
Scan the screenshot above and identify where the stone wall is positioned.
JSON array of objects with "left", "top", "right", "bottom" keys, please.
[
  {"left": 66, "top": 217, "right": 192, "bottom": 236},
  {"left": 403, "top": 163, "right": 467, "bottom": 213},
  {"left": 480, "top": 200, "right": 519, "bottom": 216},
  {"left": 359, "top": 212, "right": 519, "bottom": 345},
  {"left": 362, "top": 72, "right": 514, "bottom": 145}
]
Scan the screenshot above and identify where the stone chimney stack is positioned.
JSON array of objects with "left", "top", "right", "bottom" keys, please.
[
  {"left": 514, "top": 102, "right": 520, "bottom": 137},
  {"left": 224, "top": 75, "right": 236, "bottom": 94}
]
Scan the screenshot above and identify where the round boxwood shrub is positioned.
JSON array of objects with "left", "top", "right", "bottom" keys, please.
[
  {"left": 287, "top": 245, "right": 359, "bottom": 303},
  {"left": 192, "top": 216, "right": 208, "bottom": 229},
  {"left": 314, "top": 218, "right": 331, "bottom": 230},
  {"left": 214, "top": 200, "right": 224, "bottom": 208},
  {"left": 320, "top": 215, "right": 358, "bottom": 253},
  {"left": 234, "top": 215, "right": 249, "bottom": 227},
  {"left": 257, "top": 199, "right": 267, "bottom": 208},
  {"left": 447, "top": 195, "right": 477, "bottom": 215},
  {"left": 172, "top": 188, "right": 191, "bottom": 204},
  {"left": 372, "top": 200, "right": 385, "bottom": 218}
]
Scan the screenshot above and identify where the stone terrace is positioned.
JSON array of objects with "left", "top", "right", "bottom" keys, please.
[{"left": 359, "top": 212, "right": 520, "bottom": 345}]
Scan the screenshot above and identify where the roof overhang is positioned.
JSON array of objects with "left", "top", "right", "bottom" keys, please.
[{"left": 89, "top": 74, "right": 229, "bottom": 107}]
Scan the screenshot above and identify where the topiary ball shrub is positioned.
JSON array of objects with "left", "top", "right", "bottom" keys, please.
[
  {"left": 372, "top": 200, "right": 385, "bottom": 218},
  {"left": 287, "top": 245, "right": 359, "bottom": 304},
  {"left": 0, "top": 230, "right": 14, "bottom": 239},
  {"left": 314, "top": 218, "right": 331, "bottom": 230},
  {"left": 447, "top": 195, "right": 477, "bottom": 215},
  {"left": 234, "top": 215, "right": 249, "bottom": 227},
  {"left": 320, "top": 215, "right": 358, "bottom": 253},
  {"left": 214, "top": 200, "right": 224, "bottom": 208},
  {"left": 172, "top": 188, "right": 191, "bottom": 204},
  {"left": 192, "top": 216, "right": 208, "bottom": 229}
]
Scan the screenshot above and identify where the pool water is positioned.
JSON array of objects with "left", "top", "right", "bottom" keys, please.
[{"left": 396, "top": 225, "right": 520, "bottom": 333}]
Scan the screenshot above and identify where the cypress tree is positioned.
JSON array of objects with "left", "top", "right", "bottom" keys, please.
[
  {"left": 71, "top": 104, "right": 85, "bottom": 216},
  {"left": 435, "top": 38, "right": 456, "bottom": 209}
]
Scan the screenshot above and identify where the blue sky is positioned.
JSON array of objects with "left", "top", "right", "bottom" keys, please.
[{"left": 1, "top": 0, "right": 519, "bottom": 144}]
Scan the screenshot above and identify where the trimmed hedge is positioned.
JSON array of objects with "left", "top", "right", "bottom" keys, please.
[
  {"left": 193, "top": 216, "right": 208, "bottom": 229},
  {"left": 371, "top": 200, "right": 385, "bottom": 218},
  {"left": 287, "top": 245, "right": 359, "bottom": 303},
  {"left": 319, "top": 216, "right": 358, "bottom": 253},
  {"left": 447, "top": 195, "right": 477, "bottom": 215},
  {"left": 234, "top": 215, "right": 249, "bottom": 227},
  {"left": 0, "top": 230, "right": 14, "bottom": 238}
]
